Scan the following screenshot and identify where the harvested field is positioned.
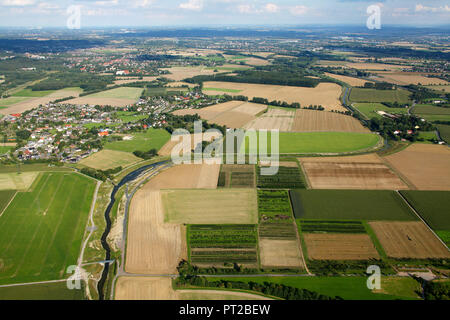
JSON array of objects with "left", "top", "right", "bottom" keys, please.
[
  {"left": 142, "top": 164, "right": 220, "bottom": 190},
  {"left": 174, "top": 101, "right": 267, "bottom": 128},
  {"left": 78, "top": 149, "right": 141, "bottom": 170},
  {"left": 325, "top": 73, "right": 372, "bottom": 87},
  {"left": 383, "top": 144, "right": 450, "bottom": 190},
  {"left": 0, "top": 172, "right": 39, "bottom": 191},
  {"left": 203, "top": 82, "right": 346, "bottom": 111},
  {"left": 346, "top": 63, "right": 411, "bottom": 71},
  {"left": 425, "top": 85, "right": 450, "bottom": 93},
  {"left": 299, "top": 154, "right": 383, "bottom": 164},
  {"left": 161, "top": 66, "right": 219, "bottom": 81},
  {"left": 291, "top": 109, "right": 369, "bottom": 133},
  {"left": 111, "top": 76, "right": 158, "bottom": 86},
  {"left": 178, "top": 290, "right": 271, "bottom": 300},
  {"left": 162, "top": 189, "right": 258, "bottom": 224},
  {"left": 300, "top": 161, "right": 408, "bottom": 190},
  {"left": 303, "top": 233, "right": 379, "bottom": 260},
  {"left": 244, "top": 108, "right": 294, "bottom": 131},
  {"left": 0, "top": 87, "right": 83, "bottom": 115},
  {"left": 259, "top": 239, "right": 304, "bottom": 269},
  {"left": 125, "top": 190, "right": 184, "bottom": 274},
  {"left": 378, "top": 73, "right": 448, "bottom": 86},
  {"left": 115, "top": 277, "right": 178, "bottom": 300},
  {"left": 369, "top": 221, "right": 450, "bottom": 259},
  {"left": 158, "top": 133, "right": 201, "bottom": 157},
  {"left": 66, "top": 87, "right": 142, "bottom": 107}
]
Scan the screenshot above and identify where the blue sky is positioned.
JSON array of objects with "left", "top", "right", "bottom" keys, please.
[{"left": 0, "top": 0, "right": 449, "bottom": 27}]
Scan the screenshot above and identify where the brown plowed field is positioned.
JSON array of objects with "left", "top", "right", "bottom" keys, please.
[
  {"left": 125, "top": 190, "right": 185, "bottom": 274},
  {"left": 325, "top": 73, "right": 372, "bottom": 87},
  {"left": 142, "top": 164, "right": 220, "bottom": 190},
  {"left": 369, "top": 221, "right": 450, "bottom": 259},
  {"left": 301, "top": 161, "right": 408, "bottom": 190},
  {"left": 291, "top": 109, "right": 369, "bottom": 133},
  {"left": 115, "top": 277, "right": 178, "bottom": 300},
  {"left": 303, "top": 233, "right": 379, "bottom": 260},
  {"left": 384, "top": 144, "right": 450, "bottom": 190},
  {"left": 259, "top": 239, "right": 304, "bottom": 268},
  {"left": 174, "top": 101, "right": 267, "bottom": 128},
  {"left": 299, "top": 154, "right": 383, "bottom": 164},
  {"left": 203, "top": 82, "right": 346, "bottom": 111}
]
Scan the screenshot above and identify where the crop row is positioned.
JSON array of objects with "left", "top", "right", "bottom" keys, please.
[
  {"left": 190, "top": 250, "right": 258, "bottom": 263},
  {"left": 259, "top": 223, "right": 297, "bottom": 240},
  {"left": 257, "top": 166, "right": 306, "bottom": 189},
  {"left": 300, "top": 220, "right": 366, "bottom": 234},
  {"left": 258, "top": 190, "right": 293, "bottom": 222},
  {"left": 188, "top": 225, "right": 258, "bottom": 248}
]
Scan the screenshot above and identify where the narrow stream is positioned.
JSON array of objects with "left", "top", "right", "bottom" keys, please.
[{"left": 97, "top": 160, "right": 168, "bottom": 300}]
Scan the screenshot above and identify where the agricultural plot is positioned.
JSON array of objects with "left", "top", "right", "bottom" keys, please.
[
  {"left": 299, "top": 156, "right": 408, "bottom": 190},
  {"left": 188, "top": 225, "right": 258, "bottom": 266},
  {"left": 203, "top": 81, "right": 346, "bottom": 111},
  {"left": 243, "top": 108, "right": 294, "bottom": 131},
  {"left": 161, "top": 66, "right": 220, "bottom": 81},
  {"left": 125, "top": 190, "right": 184, "bottom": 274},
  {"left": 399, "top": 191, "right": 450, "bottom": 231},
  {"left": 257, "top": 166, "right": 306, "bottom": 189},
  {"left": 66, "top": 87, "right": 143, "bottom": 107},
  {"left": 436, "top": 124, "right": 450, "bottom": 143},
  {"left": 299, "top": 220, "right": 366, "bottom": 234},
  {"left": 349, "top": 88, "right": 411, "bottom": 104},
  {"left": 289, "top": 190, "right": 418, "bottom": 221},
  {"left": 79, "top": 149, "right": 141, "bottom": 170},
  {"left": 0, "top": 190, "right": 16, "bottom": 214},
  {"left": 144, "top": 164, "right": 220, "bottom": 190},
  {"left": 0, "top": 173, "right": 96, "bottom": 284},
  {"left": 0, "top": 172, "right": 39, "bottom": 191},
  {"left": 218, "top": 164, "right": 255, "bottom": 188},
  {"left": 115, "top": 277, "right": 178, "bottom": 300},
  {"left": 369, "top": 221, "right": 450, "bottom": 259},
  {"left": 162, "top": 189, "right": 258, "bottom": 224},
  {"left": 378, "top": 73, "right": 448, "bottom": 86},
  {"left": 104, "top": 129, "right": 170, "bottom": 153},
  {"left": 0, "top": 281, "right": 84, "bottom": 300},
  {"left": 291, "top": 109, "right": 369, "bottom": 133},
  {"left": 324, "top": 73, "right": 372, "bottom": 87},
  {"left": 383, "top": 144, "right": 450, "bottom": 190},
  {"left": 413, "top": 104, "right": 450, "bottom": 116},
  {"left": 353, "top": 103, "right": 408, "bottom": 120},
  {"left": 303, "top": 233, "right": 380, "bottom": 260},
  {"left": 243, "top": 131, "right": 381, "bottom": 154},
  {"left": 259, "top": 239, "right": 304, "bottom": 269},
  {"left": 174, "top": 101, "right": 267, "bottom": 128}
]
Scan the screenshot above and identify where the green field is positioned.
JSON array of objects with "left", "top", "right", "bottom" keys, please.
[
  {"left": 144, "top": 87, "right": 188, "bottom": 97},
  {"left": 0, "top": 281, "right": 85, "bottom": 300},
  {"left": 400, "top": 191, "right": 450, "bottom": 231},
  {"left": 417, "top": 131, "right": 438, "bottom": 143},
  {"left": 0, "top": 164, "right": 73, "bottom": 174},
  {"left": 289, "top": 190, "right": 418, "bottom": 221},
  {"left": 436, "top": 124, "right": 450, "bottom": 143},
  {"left": 413, "top": 104, "right": 450, "bottom": 115},
  {"left": 12, "top": 89, "right": 55, "bottom": 97},
  {"left": 0, "top": 190, "right": 16, "bottom": 213},
  {"left": 353, "top": 103, "right": 409, "bottom": 120},
  {"left": 116, "top": 111, "right": 148, "bottom": 123},
  {"left": 0, "top": 146, "right": 12, "bottom": 154},
  {"left": 350, "top": 88, "right": 411, "bottom": 104},
  {"left": 258, "top": 190, "right": 297, "bottom": 239},
  {"left": 188, "top": 224, "right": 258, "bottom": 265},
  {"left": 416, "top": 114, "right": 450, "bottom": 122},
  {"left": 257, "top": 165, "right": 306, "bottom": 189},
  {"left": 436, "top": 231, "right": 450, "bottom": 247},
  {"left": 0, "top": 172, "right": 96, "bottom": 285},
  {"left": 242, "top": 132, "right": 381, "bottom": 154},
  {"left": 0, "top": 96, "right": 30, "bottom": 107},
  {"left": 206, "top": 276, "right": 421, "bottom": 300},
  {"left": 88, "top": 87, "right": 143, "bottom": 100},
  {"left": 104, "top": 128, "right": 170, "bottom": 153}
]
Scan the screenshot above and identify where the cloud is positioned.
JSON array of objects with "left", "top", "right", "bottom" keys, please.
[
  {"left": 415, "top": 4, "right": 450, "bottom": 13},
  {"left": 290, "top": 5, "right": 308, "bottom": 16},
  {"left": 237, "top": 4, "right": 253, "bottom": 14},
  {"left": 179, "top": 0, "right": 203, "bottom": 11},
  {"left": 1, "top": 0, "right": 35, "bottom": 6},
  {"left": 264, "top": 3, "right": 279, "bottom": 13},
  {"left": 133, "top": 0, "right": 154, "bottom": 8}
]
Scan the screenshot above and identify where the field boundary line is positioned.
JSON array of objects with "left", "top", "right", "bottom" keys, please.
[
  {"left": 0, "top": 191, "right": 17, "bottom": 218},
  {"left": 396, "top": 190, "right": 450, "bottom": 251},
  {"left": 297, "top": 160, "right": 311, "bottom": 189}
]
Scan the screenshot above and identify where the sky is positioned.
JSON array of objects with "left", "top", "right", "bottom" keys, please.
[{"left": 0, "top": 0, "right": 449, "bottom": 28}]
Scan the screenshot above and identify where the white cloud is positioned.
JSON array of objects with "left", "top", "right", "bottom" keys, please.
[
  {"left": 1, "top": 0, "right": 35, "bottom": 6},
  {"left": 179, "top": 0, "right": 203, "bottom": 11},
  {"left": 133, "top": 0, "right": 154, "bottom": 8},
  {"left": 237, "top": 4, "right": 253, "bottom": 14},
  {"left": 94, "top": 0, "right": 119, "bottom": 6},
  {"left": 264, "top": 3, "right": 279, "bottom": 13},
  {"left": 415, "top": 4, "right": 450, "bottom": 13},
  {"left": 290, "top": 5, "right": 308, "bottom": 16}
]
